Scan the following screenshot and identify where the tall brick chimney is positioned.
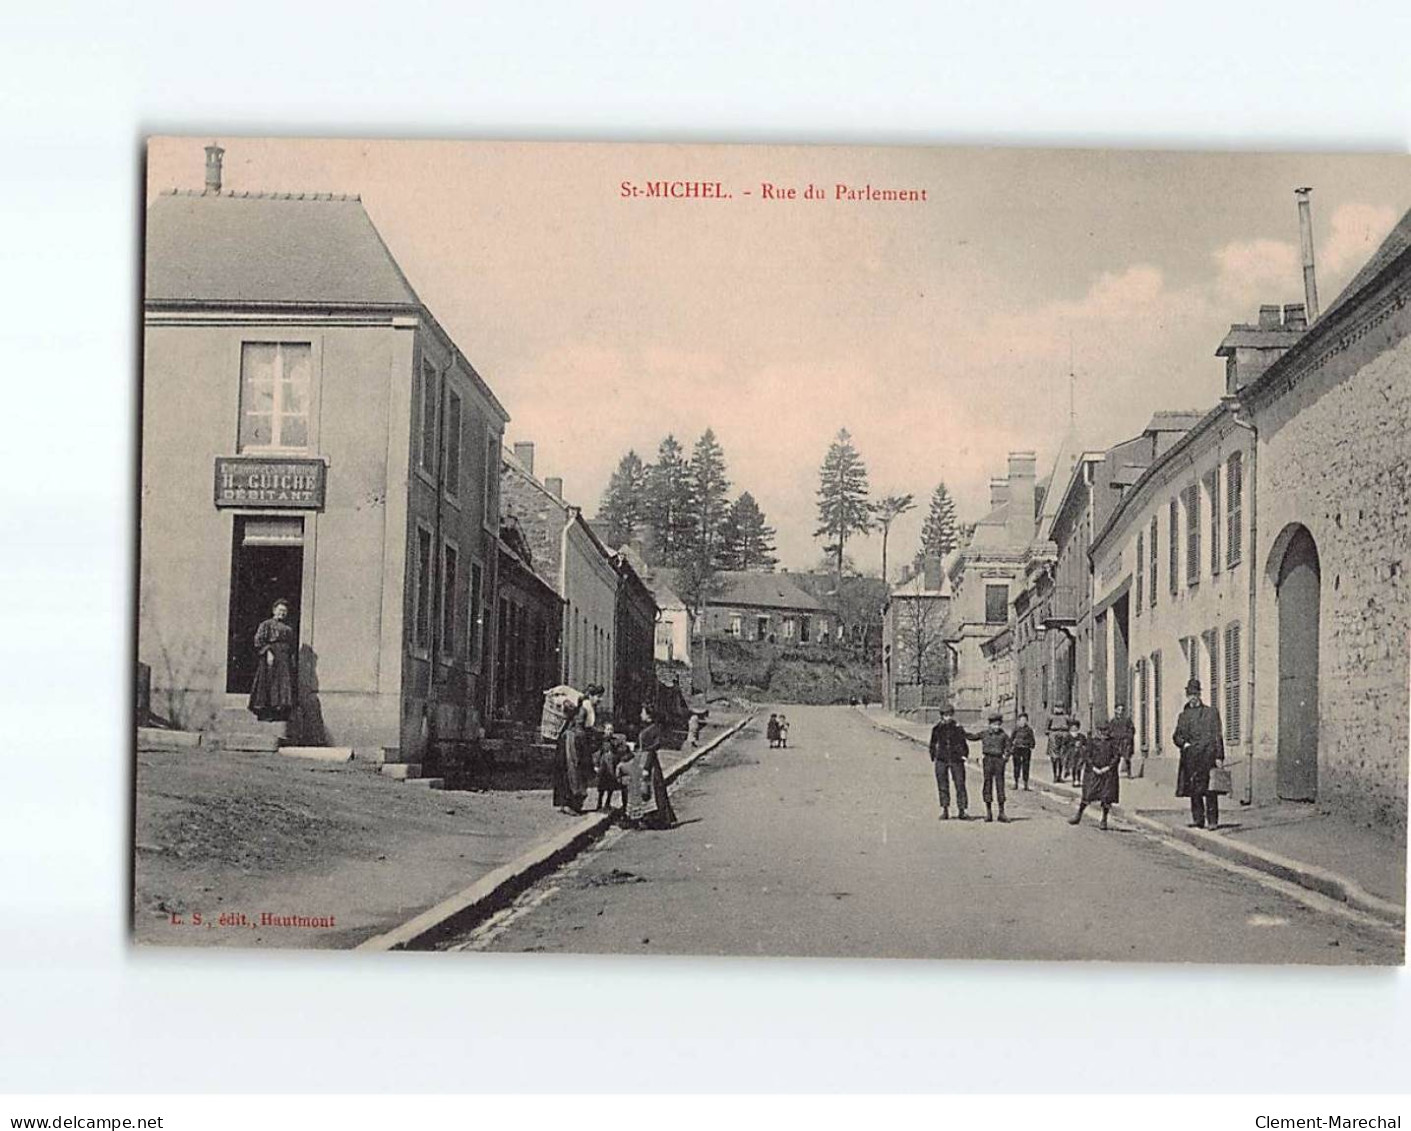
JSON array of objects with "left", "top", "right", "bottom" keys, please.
[
  {"left": 512, "top": 441, "right": 535, "bottom": 475},
  {"left": 1006, "top": 451, "right": 1038, "bottom": 545},
  {"left": 923, "top": 553, "right": 943, "bottom": 592},
  {"left": 204, "top": 142, "right": 224, "bottom": 194},
  {"left": 545, "top": 476, "right": 563, "bottom": 499}
]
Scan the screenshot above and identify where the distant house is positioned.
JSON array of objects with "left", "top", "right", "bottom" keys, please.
[
  {"left": 881, "top": 555, "right": 951, "bottom": 717},
  {"left": 616, "top": 542, "right": 693, "bottom": 669},
  {"left": 674, "top": 570, "right": 833, "bottom": 644}
]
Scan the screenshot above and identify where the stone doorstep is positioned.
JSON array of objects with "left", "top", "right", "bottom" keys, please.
[
  {"left": 136, "top": 727, "right": 202, "bottom": 750},
  {"left": 379, "top": 763, "right": 423, "bottom": 780},
  {"left": 278, "top": 746, "right": 354, "bottom": 763},
  {"left": 404, "top": 778, "right": 446, "bottom": 790},
  {"left": 212, "top": 733, "right": 282, "bottom": 753}
]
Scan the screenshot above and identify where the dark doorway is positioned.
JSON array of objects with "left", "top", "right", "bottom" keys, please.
[
  {"left": 1276, "top": 526, "right": 1320, "bottom": 801},
  {"left": 1093, "top": 611, "right": 1108, "bottom": 723},
  {"left": 1111, "top": 592, "right": 1130, "bottom": 714},
  {"left": 226, "top": 516, "right": 304, "bottom": 694}
]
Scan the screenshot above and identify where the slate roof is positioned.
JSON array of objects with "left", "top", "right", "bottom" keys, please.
[
  {"left": 889, "top": 571, "right": 951, "bottom": 599},
  {"left": 145, "top": 191, "right": 422, "bottom": 307},
  {"left": 658, "top": 569, "right": 827, "bottom": 613},
  {"left": 1215, "top": 324, "right": 1304, "bottom": 355},
  {"left": 1320, "top": 205, "right": 1411, "bottom": 321},
  {"left": 1145, "top": 410, "right": 1205, "bottom": 433}
]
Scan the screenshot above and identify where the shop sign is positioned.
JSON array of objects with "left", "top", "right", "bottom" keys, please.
[{"left": 214, "top": 456, "right": 326, "bottom": 509}]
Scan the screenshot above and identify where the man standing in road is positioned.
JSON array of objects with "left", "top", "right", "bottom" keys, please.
[
  {"left": 1174, "top": 678, "right": 1226, "bottom": 830},
  {"left": 1010, "top": 711, "right": 1036, "bottom": 791},
  {"left": 972, "top": 712, "right": 1012, "bottom": 823},
  {"left": 1109, "top": 702, "right": 1137, "bottom": 778},
  {"left": 928, "top": 706, "right": 970, "bottom": 821}
]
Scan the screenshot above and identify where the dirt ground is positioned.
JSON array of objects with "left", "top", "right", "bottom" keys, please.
[
  {"left": 132, "top": 747, "right": 568, "bottom": 949},
  {"left": 132, "top": 708, "right": 745, "bottom": 950}
]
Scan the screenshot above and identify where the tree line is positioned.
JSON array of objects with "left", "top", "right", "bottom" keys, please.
[
  {"left": 597, "top": 429, "right": 779, "bottom": 572},
  {"left": 814, "top": 428, "right": 963, "bottom": 582}
]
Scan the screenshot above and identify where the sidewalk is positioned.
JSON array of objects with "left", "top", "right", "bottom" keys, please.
[{"left": 859, "top": 707, "right": 1406, "bottom": 924}]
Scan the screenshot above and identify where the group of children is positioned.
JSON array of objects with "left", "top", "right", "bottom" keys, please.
[{"left": 765, "top": 713, "right": 791, "bottom": 748}]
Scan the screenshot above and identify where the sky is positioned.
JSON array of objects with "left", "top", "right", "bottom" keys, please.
[{"left": 147, "top": 138, "right": 1410, "bottom": 575}]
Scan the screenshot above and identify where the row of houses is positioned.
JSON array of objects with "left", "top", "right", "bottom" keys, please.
[
  {"left": 885, "top": 204, "right": 1410, "bottom": 835},
  {"left": 138, "top": 145, "right": 662, "bottom": 767}
]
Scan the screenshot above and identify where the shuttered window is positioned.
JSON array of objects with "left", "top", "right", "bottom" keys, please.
[
  {"left": 1185, "top": 485, "right": 1201, "bottom": 587},
  {"left": 1227, "top": 452, "right": 1244, "bottom": 567},
  {"left": 1202, "top": 626, "right": 1218, "bottom": 703},
  {"left": 1224, "top": 621, "right": 1242, "bottom": 743},
  {"left": 1208, "top": 466, "right": 1221, "bottom": 576},
  {"left": 1149, "top": 515, "right": 1159, "bottom": 607},
  {"left": 1152, "top": 649, "right": 1163, "bottom": 754},
  {"left": 1169, "top": 498, "right": 1180, "bottom": 595},
  {"left": 1135, "top": 532, "right": 1144, "bottom": 615},
  {"left": 1137, "top": 657, "right": 1149, "bottom": 751}
]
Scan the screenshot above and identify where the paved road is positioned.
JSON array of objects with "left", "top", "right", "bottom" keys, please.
[{"left": 450, "top": 706, "right": 1403, "bottom": 964}]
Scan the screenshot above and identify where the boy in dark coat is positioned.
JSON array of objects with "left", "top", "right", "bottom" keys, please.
[
  {"left": 1069, "top": 721, "right": 1119, "bottom": 829},
  {"left": 969, "top": 712, "right": 1012, "bottom": 823},
  {"left": 1174, "top": 678, "right": 1226, "bottom": 830},
  {"left": 1109, "top": 702, "right": 1137, "bottom": 778},
  {"left": 1010, "top": 711, "right": 1037, "bottom": 790},
  {"left": 928, "top": 706, "right": 970, "bottom": 820}
]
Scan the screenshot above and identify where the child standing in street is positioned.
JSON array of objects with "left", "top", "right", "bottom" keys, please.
[
  {"left": 967, "top": 712, "right": 1012, "bottom": 823},
  {"left": 778, "top": 715, "right": 790, "bottom": 748}
]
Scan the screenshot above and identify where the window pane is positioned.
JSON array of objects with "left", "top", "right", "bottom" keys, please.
[
  {"left": 242, "top": 413, "right": 273, "bottom": 448},
  {"left": 279, "top": 415, "right": 308, "bottom": 448}
]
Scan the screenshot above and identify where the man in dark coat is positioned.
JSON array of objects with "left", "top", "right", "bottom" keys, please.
[
  {"left": 1069, "top": 721, "right": 1119, "bottom": 829},
  {"left": 969, "top": 712, "right": 1012, "bottom": 823},
  {"left": 1010, "top": 711, "right": 1037, "bottom": 791},
  {"left": 928, "top": 706, "right": 970, "bottom": 820},
  {"left": 1109, "top": 702, "right": 1137, "bottom": 778},
  {"left": 1174, "top": 678, "right": 1226, "bottom": 830}
]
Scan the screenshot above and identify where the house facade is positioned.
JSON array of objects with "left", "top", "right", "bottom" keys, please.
[
  {"left": 139, "top": 157, "right": 508, "bottom": 762},
  {"left": 500, "top": 443, "right": 620, "bottom": 712},
  {"left": 690, "top": 571, "right": 832, "bottom": 644},
  {"left": 881, "top": 555, "right": 951, "bottom": 716},
  {"left": 493, "top": 525, "right": 564, "bottom": 729},
  {"left": 1236, "top": 215, "right": 1411, "bottom": 835},
  {"left": 945, "top": 452, "right": 1039, "bottom": 724}
]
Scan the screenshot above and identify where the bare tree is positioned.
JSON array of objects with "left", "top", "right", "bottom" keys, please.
[{"left": 893, "top": 594, "right": 949, "bottom": 688}]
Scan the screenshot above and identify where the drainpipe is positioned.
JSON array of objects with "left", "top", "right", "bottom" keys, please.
[{"left": 1225, "top": 398, "right": 1257, "bottom": 807}]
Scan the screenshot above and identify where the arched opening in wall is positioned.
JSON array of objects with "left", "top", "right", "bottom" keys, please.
[{"left": 1271, "top": 524, "right": 1321, "bottom": 802}]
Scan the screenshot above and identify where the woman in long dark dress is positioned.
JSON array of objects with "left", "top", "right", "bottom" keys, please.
[
  {"left": 623, "top": 706, "right": 677, "bottom": 829},
  {"left": 556, "top": 694, "right": 591, "bottom": 814},
  {"left": 248, "top": 598, "right": 297, "bottom": 722},
  {"left": 1068, "top": 721, "right": 1119, "bottom": 830}
]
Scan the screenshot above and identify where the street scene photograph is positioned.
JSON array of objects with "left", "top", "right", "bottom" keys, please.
[{"left": 134, "top": 137, "right": 1410, "bottom": 964}]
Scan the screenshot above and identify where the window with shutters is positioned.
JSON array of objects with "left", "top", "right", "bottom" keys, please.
[
  {"left": 444, "top": 389, "right": 463, "bottom": 502},
  {"left": 1137, "top": 657, "right": 1149, "bottom": 751},
  {"left": 1224, "top": 621, "right": 1242, "bottom": 742},
  {"left": 1149, "top": 515, "right": 1159, "bottom": 607},
  {"left": 985, "top": 584, "right": 1009, "bottom": 624},
  {"left": 1135, "top": 532, "right": 1144, "bottom": 615},
  {"left": 417, "top": 361, "right": 439, "bottom": 478},
  {"left": 1152, "top": 650, "right": 1163, "bottom": 754},
  {"left": 1169, "top": 498, "right": 1180, "bottom": 595},
  {"left": 440, "top": 540, "right": 459, "bottom": 662},
  {"left": 1208, "top": 466, "right": 1221, "bottom": 576},
  {"left": 1184, "top": 485, "right": 1201, "bottom": 587},
  {"left": 1226, "top": 451, "right": 1243, "bottom": 567},
  {"left": 1202, "top": 627, "right": 1218, "bottom": 702}
]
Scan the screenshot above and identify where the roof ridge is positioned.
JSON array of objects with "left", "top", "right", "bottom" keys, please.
[{"left": 160, "top": 189, "right": 362, "bottom": 201}]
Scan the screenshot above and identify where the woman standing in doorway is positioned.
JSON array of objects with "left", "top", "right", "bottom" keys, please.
[{"left": 248, "top": 598, "right": 297, "bottom": 722}]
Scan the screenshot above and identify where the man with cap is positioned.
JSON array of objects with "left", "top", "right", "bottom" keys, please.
[
  {"left": 1173, "top": 678, "right": 1226, "bottom": 830},
  {"left": 928, "top": 706, "right": 970, "bottom": 820},
  {"left": 969, "top": 711, "right": 1013, "bottom": 823}
]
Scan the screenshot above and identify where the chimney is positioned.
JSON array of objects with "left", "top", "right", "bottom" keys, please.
[
  {"left": 204, "top": 142, "right": 224, "bottom": 194},
  {"left": 1282, "top": 303, "right": 1307, "bottom": 331},
  {"left": 545, "top": 476, "right": 563, "bottom": 499},
  {"left": 1005, "top": 451, "right": 1038, "bottom": 546},
  {"left": 1258, "top": 304, "right": 1282, "bottom": 330},
  {"left": 1296, "top": 187, "right": 1320, "bottom": 324},
  {"left": 989, "top": 477, "right": 1010, "bottom": 509},
  {"left": 512, "top": 441, "right": 535, "bottom": 475},
  {"left": 923, "top": 553, "right": 942, "bottom": 593}
]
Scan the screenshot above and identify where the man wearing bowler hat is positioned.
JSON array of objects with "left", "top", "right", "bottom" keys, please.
[{"left": 1173, "top": 678, "right": 1226, "bottom": 830}]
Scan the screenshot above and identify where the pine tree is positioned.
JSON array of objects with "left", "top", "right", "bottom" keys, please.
[
  {"left": 914, "top": 481, "right": 959, "bottom": 573},
  {"left": 730, "top": 492, "right": 778, "bottom": 571},
  {"left": 645, "top": 435, "right": 697, "bottom": 566},
  {"left": 814, "top": 428, "right": 873, "bottom": 578},
  {"left": 688, "top": 428, "right": 732, "bottom": 571},
  {"left": 597, "top": 450, "right": 648, "bottom": 549}
]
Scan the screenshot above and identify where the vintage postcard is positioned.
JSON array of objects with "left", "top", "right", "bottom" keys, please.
[{"left": 135, "top": 137, "right": 1409, "bottom": 963}]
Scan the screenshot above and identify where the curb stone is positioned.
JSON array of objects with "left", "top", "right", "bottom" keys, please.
[
  {"left": 357, "top": 712, "right": 757, "bottom": 951},
  {"left": 857, "top": 708, "right": 1405, "bottom": 929}
]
